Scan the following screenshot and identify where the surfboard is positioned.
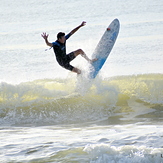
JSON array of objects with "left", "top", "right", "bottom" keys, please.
[{"left": 89, "top": 19, "right": 120, "bottom": 79}]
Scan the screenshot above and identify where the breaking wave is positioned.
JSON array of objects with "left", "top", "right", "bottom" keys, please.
[{"left": 0, "top": 74, "right": 163, "bottom": 126}]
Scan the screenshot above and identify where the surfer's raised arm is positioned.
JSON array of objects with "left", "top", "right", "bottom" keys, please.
[
  {"left": 41, "top": 22, "right": 97, "bottom": 75},
  {"left": 70, "top": 21, "right": 86, "bottom": 35},
  {"left": 41, "top": 32, "right": 52, "bottom": 47}
]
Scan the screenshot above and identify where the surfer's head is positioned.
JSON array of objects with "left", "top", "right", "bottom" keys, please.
[{"left": 57, "top": 32, "right": 65, "bottom": 43}]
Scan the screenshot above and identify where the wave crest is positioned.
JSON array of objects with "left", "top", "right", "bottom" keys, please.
[{"left": 0, "top": 74, "right": 163, "bottom": 126}]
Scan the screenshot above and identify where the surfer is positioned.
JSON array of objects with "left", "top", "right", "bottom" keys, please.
[{"left": 41, "top": 21, "right": 97, "bottom": 74}]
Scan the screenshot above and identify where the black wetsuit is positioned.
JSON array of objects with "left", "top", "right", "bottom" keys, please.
[{"left": 52, "top": 33, "right": 76, "bottom": 71}]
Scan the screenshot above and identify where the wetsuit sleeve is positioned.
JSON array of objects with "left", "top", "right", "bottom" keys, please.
[
  {"left": 65, "top": 33, "right": 72, "bottom": 40},
  {"left": 52, "top": 42, "right": 60, "bottom": 53},
  {"left": 52, "top": 42, "right": 59, "bottom": 47},
  {"left": 52, "top": 42, "right": 58, "bottom": 46}
]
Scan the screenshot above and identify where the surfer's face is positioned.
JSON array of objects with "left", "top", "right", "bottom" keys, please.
[{"left": 58, "top": 36, "right": 65, "bottom": 44}]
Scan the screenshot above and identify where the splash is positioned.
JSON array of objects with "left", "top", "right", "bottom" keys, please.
[
  {"left": 0, "top": 74, "right": 162, "bottom": 126},
  {"left": 83, "top": 144, "right": 163, "bottom": 163}
]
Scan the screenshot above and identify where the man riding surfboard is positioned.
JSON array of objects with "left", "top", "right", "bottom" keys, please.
[{"left": 41, "top": 21, "right": 97, "bottom": 74}]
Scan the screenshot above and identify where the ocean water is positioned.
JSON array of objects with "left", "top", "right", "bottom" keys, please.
[{"left": 0, "top": 0, "right": 163, "bottom": 162}]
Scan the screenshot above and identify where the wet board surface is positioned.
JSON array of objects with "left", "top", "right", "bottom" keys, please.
[{"left": 89, "top": 19, "right": 120, "bottom": 79}]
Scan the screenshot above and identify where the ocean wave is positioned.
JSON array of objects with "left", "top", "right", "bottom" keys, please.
[
  {"left": 17, "top": 144, "right": 163, "bottom": 163},
  {"left": 83, "top": 144, "right": 163, "bottom": 163},
  {"left": 0, "top": 74, "right": 163, "bottom": 126}
]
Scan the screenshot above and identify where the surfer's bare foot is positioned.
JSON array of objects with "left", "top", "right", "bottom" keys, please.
[{"left": 89, "top": 58, "right": 98, "bottom": 64}]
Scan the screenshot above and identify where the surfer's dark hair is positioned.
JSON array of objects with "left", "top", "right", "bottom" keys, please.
[{"left": 57, "top": 32, "right": 65, "bottom": 39}]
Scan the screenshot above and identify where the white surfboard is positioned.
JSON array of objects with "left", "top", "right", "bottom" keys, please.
[{"left": 89, "top": 19, "right": 120, "bottom": 79}]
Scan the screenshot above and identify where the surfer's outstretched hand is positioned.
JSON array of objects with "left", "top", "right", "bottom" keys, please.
[
  {"left": 41, "top": 32, "right": 49, "bottom": 40},
  {"left": 81, "top": 21, "right": 86, "bottom": 27}
]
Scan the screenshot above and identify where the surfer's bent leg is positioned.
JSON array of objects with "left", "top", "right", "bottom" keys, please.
[
  {"left": 60, "top": 62, "right": 81, "bottom": 74},
  {"left": 73, "top": 49, "right": 91, "bottom": 62},
  {"left": 73, "top": 49, "right": 97, "bottom": 63},
  {"left": 59, "top": 52, "right": 81, "bottom": 74},
  {"left": 72, "top": 67, "right": 81, "bottom": 74}
]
